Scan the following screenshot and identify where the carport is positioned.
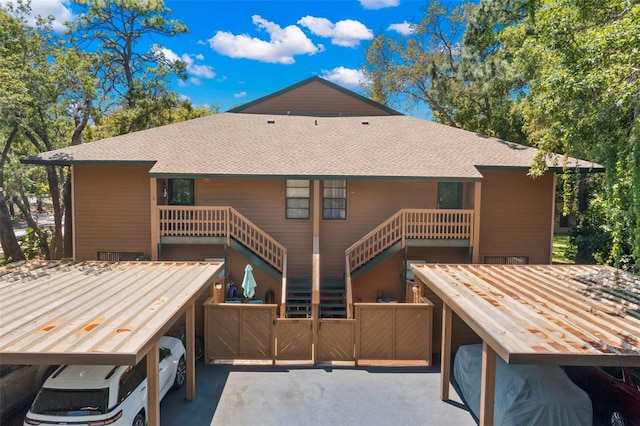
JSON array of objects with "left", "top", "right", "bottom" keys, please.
[
  {"left": 0, "top": 260, "right": 223, "bottom": 426},
  {"left": 412, "top": 264, "right": 640, "bottom": 426}
]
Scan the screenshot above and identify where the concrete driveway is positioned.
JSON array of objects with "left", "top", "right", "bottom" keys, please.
[{"left": 161, "top": 360, "right": 476, "bottom": 426}]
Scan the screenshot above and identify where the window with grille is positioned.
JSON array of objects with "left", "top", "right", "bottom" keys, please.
[
  {"left": 323, "top": 180, "right": 347, "bottom": 220},
  {"left": 285, "top": 180, "right": 310, "bottom": 219}
]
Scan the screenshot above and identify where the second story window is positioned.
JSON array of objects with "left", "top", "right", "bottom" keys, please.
[
  {"left": 286, "top": 180, "right": 310, "bottom": 219},
  {"left": 323, "top": 180, "right": 347, "bottom": 220},
  {"left": 168, "top": 179, "right": 194, "bottom": 205},
  {"left": 437, "top": 182, "right": 462, "bottom": 209}
]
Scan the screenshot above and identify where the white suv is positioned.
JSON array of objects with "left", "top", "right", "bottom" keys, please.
[{"left": 24, "top": 336, "right": 186, "bottom": 426}]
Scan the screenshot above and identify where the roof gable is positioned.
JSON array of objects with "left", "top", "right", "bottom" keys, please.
[{"left": 229, "top": 76, "right": 402, "bottom": 117}]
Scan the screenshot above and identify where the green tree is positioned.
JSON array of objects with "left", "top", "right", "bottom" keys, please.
[
  {"left": 500, "top": 0, "right": 640, "bottom": 269},
  {"left": 362, "top": 0, "right": 528, "bottom": 144},
  {"left": 68, "top": 0, "right": 189, "bottom": 134}
]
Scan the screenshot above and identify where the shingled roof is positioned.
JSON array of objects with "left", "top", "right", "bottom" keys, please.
[{"left": 22, "top": 79, "right": 601, "bottom": 180}]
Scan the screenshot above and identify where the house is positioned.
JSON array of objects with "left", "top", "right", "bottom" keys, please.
[{"left": 23, "top": 76, "right": 599, "bottom": 322}]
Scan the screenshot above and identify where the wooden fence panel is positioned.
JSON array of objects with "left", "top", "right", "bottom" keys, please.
[
  {"left": 317, "top": 319, "right": 356, "bottom": 362},
  {"left": 276, "top": 319, "right": 313, "bottom": 361},
  {"left": 355, "top": 303, "right": 432, "bottom": 363},
  {"left": 204, "top": 302, "right": 276, "bottom": 362}
]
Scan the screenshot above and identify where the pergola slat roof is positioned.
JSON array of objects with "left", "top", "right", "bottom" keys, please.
[
  {"left": 0, "top": 260, "right": 222, "bottom": 365},
  {"left": 412, "top": 264, "right": 640, "bottom": 366}
]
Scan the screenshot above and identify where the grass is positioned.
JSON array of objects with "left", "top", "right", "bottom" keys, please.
[{"left": 553, "top": 234, "right": 575, "bottom": 264}]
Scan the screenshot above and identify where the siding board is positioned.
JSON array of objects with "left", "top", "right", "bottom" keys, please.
[
  {"left": 238, "top": 80, "right": 393, "bottom": 117},
  {"left": 74, "top": 165, "right": 151, "bottom": 260},
  {"left": 479, "top": 171, "right": 554, "bottom": 264}
]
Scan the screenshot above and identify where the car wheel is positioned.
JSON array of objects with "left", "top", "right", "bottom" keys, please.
[
  {"left": 610, "top": 410, "right": 626, "bottom": 426},
  {"left": 172, "top": 356, "right": 186, "bottom": 390},
  {"left": 132, "top": 411, "right": 145, "bottom": 426}
]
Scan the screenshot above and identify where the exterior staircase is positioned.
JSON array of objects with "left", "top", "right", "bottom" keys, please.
[
  {"left": 285, "top": 279, "right": 312, "bottom": 318},
  {"left": 320, "top": 278, "right": 347, "bottom": 318}
]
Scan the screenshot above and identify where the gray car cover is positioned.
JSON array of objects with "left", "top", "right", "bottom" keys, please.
[{"left": 453, "top": 344, "right": 592, "bottom": 426}]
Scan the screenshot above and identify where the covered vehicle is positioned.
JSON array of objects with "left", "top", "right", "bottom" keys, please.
[{"left": 454, "top": 344, "right": 592, "bottom": 425}]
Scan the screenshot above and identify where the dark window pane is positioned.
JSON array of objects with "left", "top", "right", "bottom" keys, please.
[
  {"left": 437, "top": 182, "right": 462, "bottom": 209},
  {"left": 169, "top": 179, "right": 194, "bottom": 205}
]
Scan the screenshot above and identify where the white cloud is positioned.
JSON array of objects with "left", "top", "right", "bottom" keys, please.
[
  {"left": 321, "top": 67, "right": 369, "bottom": 89},
  {"left": 189, "top": 77, "right": 202, "bottom": 86},
  {"left": 154, "top": 46, "right": 216, "bottom": 80},
  {"left": 208, "top": 15, "right": 321, "bottom": 64},
  {"left": 298, "top": 16, "right": 373, "bottom": 48},
  {"left": 388, "top": 22, "right": 415, "bottom": 35},
  {"left": 359, "top": 0, "right": 399, "bottom": 10},
  {"left": 233, "top": 91, "right": 247, "bottom": 98},
  {"left": 1, "top": 0, "right": 74, "bottom": 31},
  {"left": 179, "top": 93, "right": 190, "bottom": 102}
]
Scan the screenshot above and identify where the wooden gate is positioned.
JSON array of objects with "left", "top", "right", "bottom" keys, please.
[
  {"left": 276, "top": 318, "right": 313, "bottom": 361},
  {"left": 317, "top": 319, "right": 356, "bottom": 362}
]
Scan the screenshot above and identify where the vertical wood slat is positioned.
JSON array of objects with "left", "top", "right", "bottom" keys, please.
[{"left": 147, "top": 340, "right": 160, "bottom": 426}]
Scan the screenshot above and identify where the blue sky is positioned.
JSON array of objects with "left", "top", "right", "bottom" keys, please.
[{"left": 5, "top": 0, "right": 468, "bottom": 116}]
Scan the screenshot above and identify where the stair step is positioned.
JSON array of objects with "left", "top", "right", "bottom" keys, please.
[
  {"left": 319, "top": 295, "right": 346, "bottom": 301},
  {"left": 320, "top": 303, "right": 346, "bottom": 308},
  {"left": 321, "top": 309, "right": 347, "bottom": 317},
  {"left": 287, "top": 302, "right": 311, "bottom": 307}
]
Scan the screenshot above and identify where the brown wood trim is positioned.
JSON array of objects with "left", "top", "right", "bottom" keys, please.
[
  {"left": 479, "top": 342, "right": 497, "bottom": 426},
  {"left": 147, "top": 340, "right": 160, "bottom": 426}
]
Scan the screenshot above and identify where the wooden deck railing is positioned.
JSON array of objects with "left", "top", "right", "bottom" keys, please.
[
  {"left": 345, "top": 209, "right": 474, "bottom": 273},
  {"left": 158, "top": 206, "right": 287, "bottom": 274}
]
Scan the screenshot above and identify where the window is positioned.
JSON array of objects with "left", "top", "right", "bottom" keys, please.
[
  {"left": 286, "top": 180, "right": 310, "bottom": 219},
  {"left": 323, "top": 180, "right": 346, "bottom": 220},
  {"left": 437, "top": 182, "right": 462, "bottom": 209},
  {"left": 168, "top": 179, "right": 194, "bottom": 205}
]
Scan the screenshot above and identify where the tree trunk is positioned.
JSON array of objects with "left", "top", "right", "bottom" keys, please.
[
  {"left": 12, "top": 194, "right": 51, "bottom": 259},
  {"left": 46, "top": 165, "right": 64, "bottom": 259},
  {"left": 0, "top": 191, "right": 25, "bottom": 262}
]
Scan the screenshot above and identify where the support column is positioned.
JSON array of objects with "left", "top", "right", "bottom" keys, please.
[
  {"left": 147, "top": 341, "right": 160, "bottom": 426},
  {"left": 186, "top": 302, "right": 196, "bottom": 400},
  {"left": 480, "top": 341, "right": 497, "bottom": 426},
  {"left": 150, "top": 178, "right": 159, "bottom": 261},
  {"left": 550, "top": 173, "right": 557, "bottom": 264},
  {"left": 312, "top": 180, "right": 321, "bottom": 363},
  {"left": 472, "top": 182, "right": 482, "bottom": 263},
  {"left": 440, "top": 303, "right": 453, "bottom": 401}
]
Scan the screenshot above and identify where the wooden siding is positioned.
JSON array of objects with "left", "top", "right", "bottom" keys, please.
[
  {"left": 195, "top": 179, "right": 312, "bottom": 279},
  {"left": 321, "top": 180, "right": 438, "bottom": 278},
  {"left": 478, "top": 171, "right": 554, "bottom": 264},
  {"left": 237, "top": 80, "right": 392, "bottom": 117},
  {"left": 74, "top": 165, "right": 151, "bottom": 261}
]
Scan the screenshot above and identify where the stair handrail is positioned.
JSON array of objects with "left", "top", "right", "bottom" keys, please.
[
  {"left": 227, "top": 207, "right": 286, "bottom": 272},
  {"left": 345, "top": 208, "right": 474, "bottom": 275},
  {"left": 345, "top": 210, "right": 404, "bottom": 272}
]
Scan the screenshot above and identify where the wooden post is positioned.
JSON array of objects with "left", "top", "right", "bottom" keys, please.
[
  {"left": 472, "top": 182, "right": 482, "bottom": 263},
  {"left": 549, "top": 173, "right": 557, "bottom": 264},
  {"left": 312, "top": 180, "right": 321, "bottom": 363},
  {"left": 150, "top": 178, "right": 159, "bottom": 261},
  {"left": 480, "top": 341, "right": 497, "bottom": 426},
  {"left": 440, "top": 303, "right": 452, "bottom": 401},
  {"left": 186, "top": 302, "right": 196, "bottom": 401},
  {"left": 70, "top": 165, "right": 77, "bottom": 260},
  {"left": 147, "top": 341, "right": 160, "bottom": 426}
]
